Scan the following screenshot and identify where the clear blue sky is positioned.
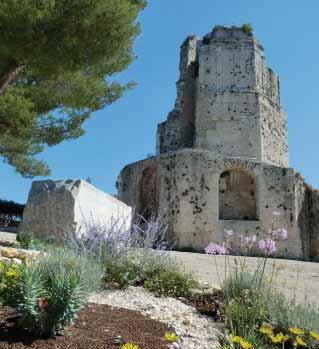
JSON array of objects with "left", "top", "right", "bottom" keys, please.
[{"left": 1, "top": 0, "right": 319, "bottom": 203}]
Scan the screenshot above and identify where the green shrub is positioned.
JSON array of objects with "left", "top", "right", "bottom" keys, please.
[
  {"left": 241, "top": 23, "right": 253, "bottom": 34},
  {"left": 266, "top": 291, "right": 319, "bottom": 333},
  {"left": 103, "top": 252, "right": 142, "bottom": 288},
  {"left": 16, "top": 231, "right": 51, "bottom": 250},
  {"left": 1, "top": 247, "right": 102, "bottom": 336},
  {"left": 102, "top": 248, "right": 198, "bottom": 298},
  {"left": 144, "top": 267, "right": 199, "bottom": 298},
  {"left": 103, "top": 249, "right": 177, "bottom": 289}
]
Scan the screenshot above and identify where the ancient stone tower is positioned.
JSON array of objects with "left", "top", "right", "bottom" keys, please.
[{"left": 118, "top": 26, "right": 319, "bottom": 260}]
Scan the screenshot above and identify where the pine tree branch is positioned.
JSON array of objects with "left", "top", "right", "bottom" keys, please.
[{"left": 0, "top": 64, "right": 25, "bottom": 96}]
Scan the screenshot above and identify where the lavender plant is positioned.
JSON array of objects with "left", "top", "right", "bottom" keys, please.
[{"left": 61, "top": 213, "right": 191, "bottom": 292}]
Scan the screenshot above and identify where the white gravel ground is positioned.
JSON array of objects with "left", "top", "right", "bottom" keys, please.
[{"left": 89, "top": 286, "right": 221, "bottom": 349}]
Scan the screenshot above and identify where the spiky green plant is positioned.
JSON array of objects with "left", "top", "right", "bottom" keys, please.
[{"left": 4, "top": 247, "right": 102, "bottom": 336}]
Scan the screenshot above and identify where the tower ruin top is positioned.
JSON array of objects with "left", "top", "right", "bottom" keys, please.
[{"left": 157, "top": 25, "right": 288, "bottom": 167}]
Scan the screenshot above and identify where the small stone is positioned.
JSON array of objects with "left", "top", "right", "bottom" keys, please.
[
  {"left": 12, "top": 258, "right": 23, "bottom": 265},
  {"left": 0, "top": 247, "right": 19, "bottom": 259}
]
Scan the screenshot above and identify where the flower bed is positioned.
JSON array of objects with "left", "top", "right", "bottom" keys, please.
[{"left": 0, "top": 303, "right": 171, "bottom": 349}]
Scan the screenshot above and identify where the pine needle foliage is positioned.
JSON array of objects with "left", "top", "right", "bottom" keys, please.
[{"left": 0, "top": 0, "right": 147, "bottom": 177}]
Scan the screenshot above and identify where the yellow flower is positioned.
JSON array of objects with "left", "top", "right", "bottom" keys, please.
[
  {"left": 259, "top": 324, "right": 273, "bottom": 336},
  {"left": 239, "top": 339, "right": 253, "bottom": 349},
  {"left": 229, "top": 334, "right": 244, "bottom": 343},
  {"left": 120, "top": 343, "right": 140, "bottom": 349},
  {"left": 270, "top": 332, "right": 290, "bottom": 344},
  {"left": 310, "top": 330, "right": 319, "bottom": 340},
  {"left": 294, "top": 336, "right": 307, "bottom": 347},
  {"left": 289, "top": 327, "right": 304, "bottom": 336},
  {"left": 5, "top": 269, "right": 19, "bottom": 278},
  {"left": 165, "top": 332, "right": 179, "bottom": 343}
]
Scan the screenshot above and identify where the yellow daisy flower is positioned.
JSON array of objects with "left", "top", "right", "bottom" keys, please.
[
  {"left": 289, "top": 327, "right": 304, "bottom": 336},
  {"left": 165, "top": 332, "right": 179, "bottom": 342},
  {"left": 270, "top": 332, "right": 289, "bottom": 344},
  {"left": 310, "top": 330, "right": 319, "bottom": 340},
  {"left": 120, "top": 343, "right": 140, "bottom": 349},
  {"left": 229, "top": 334, "right": 244, "bottom": 343},
  {"left": 239, "top": 339, "right": 253, "bottom": 349},
  {"left": 294, "top": 336, "right": 307, "bottom": 347},
  {"left": 259, "top": 324, "right": 273, "bottom": 336}
]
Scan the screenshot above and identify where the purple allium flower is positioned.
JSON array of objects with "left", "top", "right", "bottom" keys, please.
[
  {"left": 241, "top": 235, "right": 257, "bottom": 245},
  {"left": 251, "top": 235, "right": 257, "bottom": 243},
  {"left": 272, "top": 228, "right": 288, "bottom": 241},
  {"left": 205, "top": 242, "right": 227, "bottom": 255},
  {"left": 258, "top": 238, "right": 277, "bottom": 255}
]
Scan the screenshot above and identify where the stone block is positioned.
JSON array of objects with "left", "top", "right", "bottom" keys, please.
[
  {"left": 21, "top": 179, "right": 132, "bottom": 240},
  {"left": 0, "top": 247, "right": 19, "bottom": 259}
]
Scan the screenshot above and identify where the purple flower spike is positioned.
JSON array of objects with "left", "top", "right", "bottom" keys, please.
[
  {"left": 258, "top": 238, "right": 277, "bottom": 255},
  {"left": 205, "top": 242, "right": 227, "bottom": 255},
  {"left": 272, "top": 228, "right": 288, "bottom": 241}
]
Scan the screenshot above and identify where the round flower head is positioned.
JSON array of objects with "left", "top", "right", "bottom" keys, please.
[
  {"left": 294, "top": 336, "right": 307, "bottom": 347},
  {"left": 205, "top": 242, "right": 227, "bottom": 255},
  {"left": 272, "top": 228, "right": 288, "bottom": 241},
  {"left": 229, "top": 334, "right": 244, "bottom": 343},
  {"left": 310, "top": 331, "right": 319, "bottom": 340},
  {"left": 259, "top": 324, "right": 273, "bottom": 336},
  {"left": 239, "top": 339, "right": 253, "bottom": 349},
  {"left": 258, "top": 238, "right": 277, "bottom": 255},
  {"left": 165, "top": 332, "right": 179, "bottom": 342},
  {"left": 289, "top": 327, "right": 304, "bottom": 336}
]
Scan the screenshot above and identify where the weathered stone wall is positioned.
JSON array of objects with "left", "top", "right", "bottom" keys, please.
[
  {"left": 156, "top": 26, "right": 288, "bottom": 167},
  {"left": 195, "top": 91, "right": 261, "bottom": 159},
  {"left": 259, "top": 94, "right": 288, "bottom": 167},
  {"left": 118, "top": 25, "right": 318, "bottom": 261},
  {"left": 118, "top": 149, "right": 304, "bottom": 258},
  {"left": 308, "top": 188, "right": 319, "bottom": 260},
  {"left": 156, "top": 36, "right": 198, "bottom": 154}
]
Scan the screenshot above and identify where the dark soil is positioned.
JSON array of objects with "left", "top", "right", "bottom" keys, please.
[
  {"left": 0, "top": 304, "right": 171, "bottom": 349},
  {"left": 183, "top": 289, "right": 225, "bottom": 322}
]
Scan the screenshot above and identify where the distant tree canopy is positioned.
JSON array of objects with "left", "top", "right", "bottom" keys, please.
[
  {"left": 0, "top": 0, "right": 146, "bottom": 177},
  {"left": 0, "top": 199, "right": 24, "bottom": 226}
]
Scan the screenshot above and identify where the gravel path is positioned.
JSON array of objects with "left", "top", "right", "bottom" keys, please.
[
  {"left": 169, "top": 251, "right": 319, "bottom": 305},
  {"left": 89, "top": 286, "right": 221, "bottom": 349}
]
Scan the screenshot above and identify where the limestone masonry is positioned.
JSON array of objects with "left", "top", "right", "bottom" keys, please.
[
  {"left": 118, "top": 26, "right": 319, "bottom": 260},
  {"left": 22, "top": 179, "right": 132, "bottom": 239}
]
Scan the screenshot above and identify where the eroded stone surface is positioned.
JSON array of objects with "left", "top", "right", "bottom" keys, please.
[
  {"left": 118, "top": 26, "right": 319, "bottom": 260},
  {"left": 21, "top": 179, "right": 132, "bottom": 239}
]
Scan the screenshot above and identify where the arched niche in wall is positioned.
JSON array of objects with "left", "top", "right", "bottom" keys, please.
[
  {"left": 137, "top": 165, "right": 159, "bottom": 221},
  {"left": 219, "top": 169, "right": 257, "bottom": 220}
]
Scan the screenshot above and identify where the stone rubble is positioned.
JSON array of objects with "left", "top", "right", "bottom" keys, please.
[
  {"left": 0, "top": 246, "right": 41, "bottom": 264},
  {"left": 89, "top": 286, "right": 221, "bottom": 349}
]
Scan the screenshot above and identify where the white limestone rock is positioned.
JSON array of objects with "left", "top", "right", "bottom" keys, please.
[{"left": 21, "top": 179, "right": 132, "bottom": 239}]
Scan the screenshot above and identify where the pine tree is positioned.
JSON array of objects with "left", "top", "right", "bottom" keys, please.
[{"left": 0, "top": 0, "right": 146, "bottom": 177}]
